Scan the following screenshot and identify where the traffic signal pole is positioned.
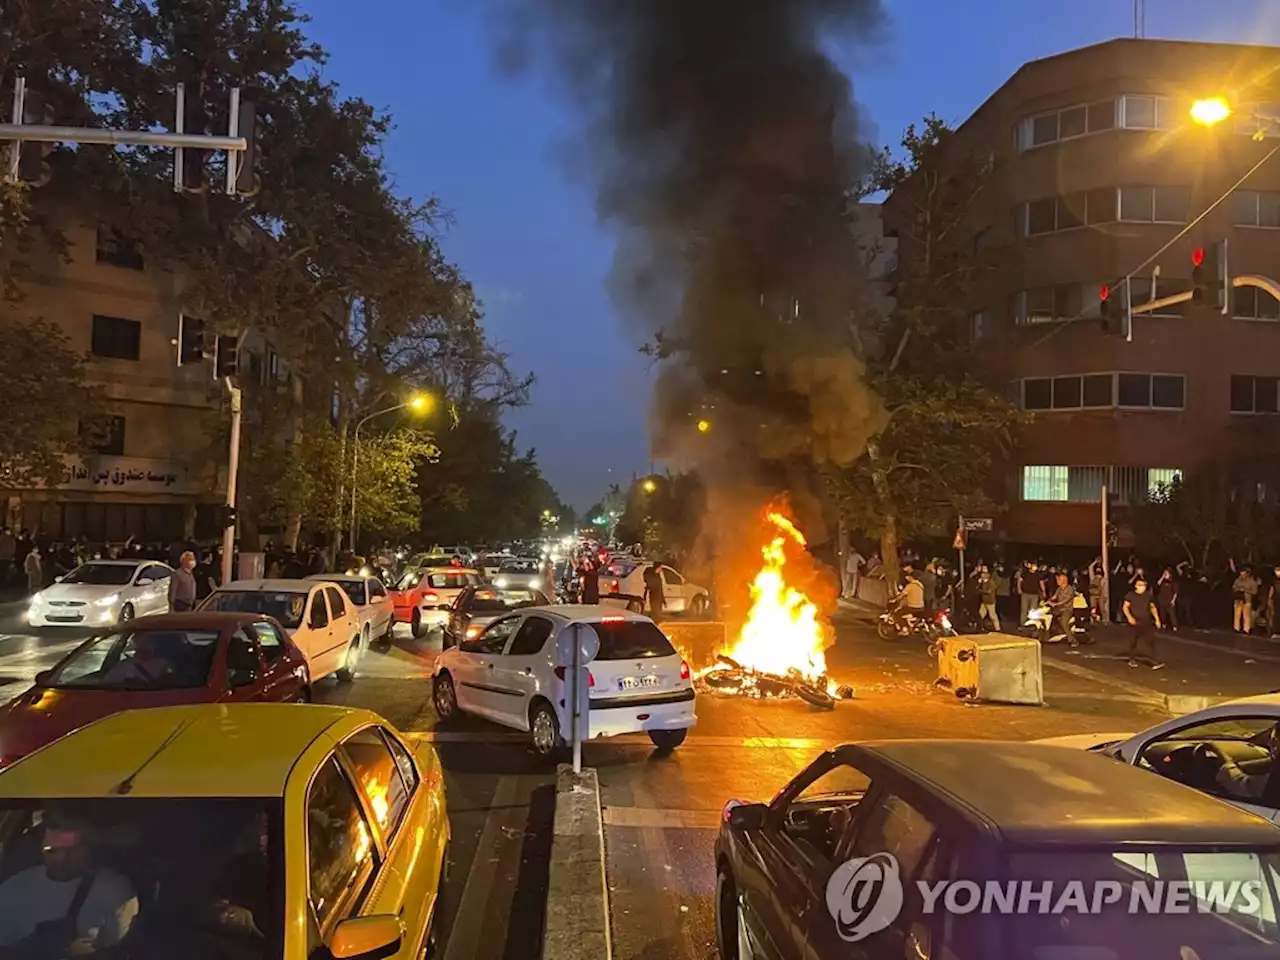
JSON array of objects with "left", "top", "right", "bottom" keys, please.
[{"left": 222, "top": 379, "right": 243, "bottom": 586}]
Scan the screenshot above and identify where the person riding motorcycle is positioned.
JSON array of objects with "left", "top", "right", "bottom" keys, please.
[
  {"left": 900, "top": 570, "right": 926, "bottom": 620},
  {"left": 1048, "top": 571, "right": 1077, "bottom": 641}
]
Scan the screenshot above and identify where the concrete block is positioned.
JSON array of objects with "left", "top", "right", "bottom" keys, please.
[{"left": 542, "top": 764, "right": 611, "bottom": 960}]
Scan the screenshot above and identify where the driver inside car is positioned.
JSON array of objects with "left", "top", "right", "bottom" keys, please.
[
  {"left": 102, "top": 634, "right": 174, "bottom": 686},
  {"left": 1213, "top": 723, "right": 1279, "bottom": 801}
]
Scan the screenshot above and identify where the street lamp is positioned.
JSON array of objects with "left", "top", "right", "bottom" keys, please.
[
  {"left": 696, "top": 418, "right": 711, "bottom": 434},
  {"left": 641, "top": 478, "right": 657, "bottom": 494},
  {"left": 1190, "top": 97, "right": 1232, "bottom": 127},
  {"left": 350, "top": 393, "right": 431, "bottom": 549}
]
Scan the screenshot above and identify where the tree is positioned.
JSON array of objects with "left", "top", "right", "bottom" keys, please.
[
  {"left": 830, "top": 116, "right": 1027, "bottom": 585},
  {"left": 616, "top": 472, "right": 705, "bottom": 567},
  {"left": 0, "top": 316, "right": 106, "bottom": 486}
]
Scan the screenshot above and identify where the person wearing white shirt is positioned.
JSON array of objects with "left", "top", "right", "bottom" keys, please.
[{"left": 844, "top": 548, "right": 865, "bottom": 599}]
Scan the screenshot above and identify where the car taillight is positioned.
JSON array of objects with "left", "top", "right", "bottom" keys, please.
[
  {"left": 680, "top": 660, "right": 691, "bottom": 681},
  {"left": 609, "top": 581, "right": 619, "bottom": 593},
  {"left": 553, "top": 666, "right": 594, "bottom": 687}
]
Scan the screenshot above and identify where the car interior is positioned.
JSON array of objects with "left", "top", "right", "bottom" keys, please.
[
  {"left": 0, "top": 798, "right": 283, "bottom": 959},
  {"left": 1139, "top": 719, "right": 1280, "bottom": 804},
  {"left": 48, "top": 630, "right": 221, "bottom": 691}
]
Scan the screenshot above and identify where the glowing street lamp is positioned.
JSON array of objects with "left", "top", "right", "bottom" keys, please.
[
  {"left": 350, "top": 392, "right": 432, "bottom": 547},
  {"left": 696, "top": 418, "right": 711, "bottom": 434},
  {"left": 1190, "top": 97, "right": 1232, "bottom": 127},
  {"left": 641, "top": 478, "right": 657, "bottom": 494}
]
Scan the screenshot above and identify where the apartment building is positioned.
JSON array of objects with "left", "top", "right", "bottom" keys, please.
[
  {"left": 888, "top": 37, "right": 1280, "bottom": 547},
  {"left": 1, "top": 216, "right": 280, "bottom": 542}
]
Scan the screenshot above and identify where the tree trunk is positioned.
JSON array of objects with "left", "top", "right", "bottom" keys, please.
[
  {"left": 283, "top": 374, "right": 304, "bottom": 551},
  {"left": 333, "top": 416, "right": 349, "bottom": 550},
  {"left": 866, "top": 441, "right": 901, "bottom": 589}
]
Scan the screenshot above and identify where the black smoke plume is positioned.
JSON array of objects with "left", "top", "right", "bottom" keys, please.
[{"left": 492, "top": 0, "right": 889, "bottom": 569}]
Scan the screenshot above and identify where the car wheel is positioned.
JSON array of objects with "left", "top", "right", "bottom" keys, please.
[
  {"left": 380, "top": 617, "right": 395, "bottom": 647},
  {"left": 411, "top": 608, "right": 425, "bottom": 639},
  {"left": 336, "top": 641, "right": 360, "bottom": 683},
  {"left": 118, "top": 603, "right": 135, "bottom": 623},
  {"left": 648, "top": 728, "right": 687, "bottom": 752},
  {"left": 715, "top": 869, "right": 742, "bottom": 960},
  {"left": 690, "top": 594, "right": 709, "bottom": 618},
  {"left": 529, "top": 700, "right": 564, "bottom": 760},
  {"left": 433, "top": 672, "right": 458, "bottom": 723},
  {"left": 295, "top": 685, "right": 312, "bottom": 703}
]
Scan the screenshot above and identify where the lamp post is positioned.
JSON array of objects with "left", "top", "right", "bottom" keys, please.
[{"left": 349, "top": 394, "right": 429, "bottom": 551}]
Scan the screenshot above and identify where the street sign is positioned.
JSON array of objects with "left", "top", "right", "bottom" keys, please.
[{"left": 963, "top": 518, "right": 994, "bottom": 532}]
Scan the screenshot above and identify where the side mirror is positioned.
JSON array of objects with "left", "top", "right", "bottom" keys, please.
[
  {"left": 329, "top": 915, "right": 404, "bottom": 960},
  {"left": 724, "top": 801, "right": 768, "bottom": 831},
  {"left": 34, "top": 670, "right": 52, "bottom": 687},
  {"left": 229, "top": 667, "right": 258, "bottom": 688},
  {"left": 136, "top": 577, "right": 153, "bottom": 586}
]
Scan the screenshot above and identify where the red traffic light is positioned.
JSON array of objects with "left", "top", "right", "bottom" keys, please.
[
  {"left": 1192, "top": 246, "right": 1205, "bottom": 267},
  {"left": 1099, "top": 284, "right": 1110, "bottom": 302}
]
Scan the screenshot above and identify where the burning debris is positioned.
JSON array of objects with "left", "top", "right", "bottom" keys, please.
[{"left": 696, "top": 509, "right": 853, "bottom": 709}]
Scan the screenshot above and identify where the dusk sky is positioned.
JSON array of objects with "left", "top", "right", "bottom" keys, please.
[{"left": 302, "top": 0, "right": 1280, "bottom": 510}]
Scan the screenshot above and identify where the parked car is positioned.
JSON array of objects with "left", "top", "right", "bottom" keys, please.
[
  {"left": 308, "top": 573, "right": 395, "bottom": 649},
  {"left": 432, "top": 605, "right": 695, "bottom": 758},
  {"left": 1035, "top": 691, "right": 1280, "bottom": 823},
  {"left": 445, "top": 586, "right": 551, "bottom": 647},
  {"left": 27, "top": 559, "right": 173, "bottom": 627},
  {"left": 391, "top": 566, "right": 484, "bottom": 638},
  {"left": 199, "top": 579, "right": 365, "bottom": 683},
  {"left": 0, "top": 703, "right": 449, "bottom": 958},
  {"left": 715, "top": 739, "right": 1280, "bottom": 960},
  {"left": 493, "top": 557, "right": 545, "bottom": 591},
  {"left": 597, "top": 560, "right": 710, "bottom": 616},
  {"left": 0, "top": 612, "right": 310, "bottom": 767}
]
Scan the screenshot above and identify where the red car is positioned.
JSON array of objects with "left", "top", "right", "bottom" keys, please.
[
  {"left": 0, "top": 611, "right": 310, "bottom": 767},
  {"left": 390, "top": 564, "right": 484, "bottom": 637}
]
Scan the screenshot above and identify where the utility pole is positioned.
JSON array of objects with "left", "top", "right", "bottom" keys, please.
[
  {"left": 222, "top": 380, "right": 243, "bottom": 585},
  {"left": 1100, "top": 485, "right": 1110, "bottom": 624}
]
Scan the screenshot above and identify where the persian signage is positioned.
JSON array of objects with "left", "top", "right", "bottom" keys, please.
[{"left": 59, "top": 456, "right": 193, "bottom": 495}]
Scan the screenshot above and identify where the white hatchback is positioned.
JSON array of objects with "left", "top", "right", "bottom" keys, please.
[
  {"left": 431, "top": 605, "right": 696, "bottom": 758},
  {"left": 28, "top": 560, "right": 173, "bottom": 627}
]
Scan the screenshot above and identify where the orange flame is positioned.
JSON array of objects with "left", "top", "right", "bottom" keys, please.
[{"left": 720, "top": 510, "right": 829, "bottom": 683}]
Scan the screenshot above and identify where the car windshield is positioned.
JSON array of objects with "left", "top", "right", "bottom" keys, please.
[
  {"left": 426, "top": 572, "right": 469, "bottom": 590},
  {"left": 44, "top": 629, "right": 221, "bottom": 691},
  {"left": 499, "top": 560, "right": 539, "bottom": 574},
  {"left": 589, "top": 620, "right": 675, "bottom": 660},
  {"left": 0, "top": 798, "right": 282, "bottom": 956},
  {"left": 992, "top": 847, "right": 1280, "bottom": 957},
  {"left": 603, "top": 562, "right": 636, "bottom": 578},
  {"left": 201, "top": 591, "right": 307, "bottom": 630},
  {"left": 467, "top": 590, "right": 540, "bottom": 613},
  {"left": 60, "top": 564, "right": 137, "bottom": 586},
  {"left": 396, "top": 570, "right": 423, "bottom": 590}
]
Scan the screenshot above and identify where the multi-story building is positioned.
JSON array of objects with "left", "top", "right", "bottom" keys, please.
[
  {"left": 888, "top": 37, "right": 1280, "bottom": 548},
  {"left": 0, "top": 216, "right": 275, "bottom": 543}
]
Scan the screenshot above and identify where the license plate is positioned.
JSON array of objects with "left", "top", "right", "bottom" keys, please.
[
  {"left": 618, "top": 676, "right": 660, "bottom": 691},
  {"left": 47, "top": 616, "right": 82, "bottom": 623}
]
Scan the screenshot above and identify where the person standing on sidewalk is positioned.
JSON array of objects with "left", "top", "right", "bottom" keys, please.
[
  {"left": 22, "top": 547, "right": 41, "bottom": 597},
  {"left": 1016, "top": 562, "right": 1041, "bottom": 626},
  {"left": 843, "top": 546, "right": 864, "bottom": 600},
  {"left": 1123, "top": 577, "right": 1164, "bottom": 670},
  {"left": 976, "top": 565, "right": 999, "bottom": 630},
  {"left": 168, "top": 551, "right": 198, "bottom": 613},
  {"left": 1155, "top": 567, "right": 1178, "bottom": 632},
  {"left": 1231, "top": 563, "right": 1259, "bottom": 634},
  {"left": 0, "top": 528, "right": 13, "bottom": 590}
]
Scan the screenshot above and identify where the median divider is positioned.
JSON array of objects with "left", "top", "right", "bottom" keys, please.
[{"left": 543, "top": 763, "right": 612, "bottom": 960}]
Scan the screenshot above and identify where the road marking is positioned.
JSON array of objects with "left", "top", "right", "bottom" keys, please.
[
  {"left": 602, "top": 806, "right": 721, "bottom": 830},
  {"left": 442, "top": 775, "right": 520, "bottom": 960}
]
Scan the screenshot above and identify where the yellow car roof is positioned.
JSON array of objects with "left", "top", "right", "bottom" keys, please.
[{"left": 0, "top": 703, "right": 380, "bottom": 799}]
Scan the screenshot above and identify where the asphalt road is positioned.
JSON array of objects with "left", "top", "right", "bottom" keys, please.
[{"left": 0, "top": 602, "right": 1274, "bottom": 959}]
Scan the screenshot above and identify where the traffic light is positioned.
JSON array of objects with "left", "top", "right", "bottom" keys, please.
[
  {"left": 1191, "top": 240, "right": 1229, "bottom": 314},
  {"left": 219, "top": 504, "right": 237, "bottom": 529},
  {"left": 234, "top": 99, "right": 260, "bottom": 196},
  {"left": 177, "top": 314, "right": 205, "bottom": 365},
  {"left": 1099, "top": 282, "right": 1128, "bottom": 337},
  {"left": 17, "top": 90, "right": 53, "bottom": 186},
  {"left": 180, "top": 87, "right": 210, "bottom": 193},
  {"left": 214, "top": 335, "right": 238, "bottom": 379}
]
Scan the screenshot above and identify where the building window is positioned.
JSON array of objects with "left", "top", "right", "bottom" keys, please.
[
  {"left": 1230, "top": 375, "right": 1280, "bottom": 414},
  {"left": 970, "top": 311, "right": 992, "bottom": 342},
  {"left": 1118, "top": 185, "right": 1189, "bottom": 224},
  {"left": 1022, "top": 191, "right": 1116, "bottom": 236},
  {"left": 267, "top": 348, "right": 281, "bottom": 380},
  {"left": 1233, "top": 286, "right": 1280, "bottom": 321},
  {"left": 1235, "top": 104, "right": 1280, "bottom": 139},
  {"left": 1129, "top": 276, "right": 1189, "bottom": 317},
  {"left": 80, "top": 416, "right": 125, "bottom": 456},
  {"left": 1023, "top": 465, "right": 1068, "bottom": 501},
  {"left": 1232, "top": 190, "right": 1280, "bottom": 228},
  {"left": 90, "top": 315, "right": 141, "bottom": 361},
  {"left": 972, "top": 227, "right": 992, "bottom": 254},
  {"left": 1018, "top": 99, "right": 1117, "bottom": 151},
  {"left": 1017, "top": 372, "right": 1182, "bottom": 411},
  {"left": 1121, "top": 95, "right": 1178, "bottom": 130},
  {"left": 95, "top": 226, "right": 144, "bottom": 271}
]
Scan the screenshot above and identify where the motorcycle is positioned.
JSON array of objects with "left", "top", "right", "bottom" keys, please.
[
  {"left": 1024, "top": 602, "right": 1094, "bottom": 646},
  {"left": 877, "top": 599, "right": 954, "bottom": 642}
]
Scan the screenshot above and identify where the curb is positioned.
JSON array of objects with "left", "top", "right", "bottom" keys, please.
[
  {"left": 1042, "top": 656, "right": 1232, "bottom": 716},
  {"left": 542, "top": 764, "right": 611, "bottom": 960}
]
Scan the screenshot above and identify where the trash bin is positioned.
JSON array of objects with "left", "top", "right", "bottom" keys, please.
[{"left": 934, "top": 633, "right": 1043, "bottom": 705}]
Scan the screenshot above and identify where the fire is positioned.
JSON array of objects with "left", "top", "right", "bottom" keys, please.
[{"left": 720, "top": 510, "right": 829, "bottom": 684}]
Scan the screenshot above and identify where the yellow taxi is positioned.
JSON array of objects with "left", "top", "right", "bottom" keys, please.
[{"left": 0, "top": 703, "right": 449, "bottom": 959}]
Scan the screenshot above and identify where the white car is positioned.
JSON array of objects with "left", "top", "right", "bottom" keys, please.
[
  {"left": 1036, "top": 692, "right": 1280, "bottom": 824},
  {"left": 431, "top": 605, "right": 696, "bottom": 759},
  {"left": 493, "top": 558, "right": 545, "bottom": 591},
  {"left": 598, "top": 560, "right": 710, "bottom": 617},
  {"left": 199, "top": 579, "right": 365, "bottom": 683},
  {"left": 27, "top": 560, "right": 173, "bottom": 627},
  {"left": 308, "top": 573, "right": 395, "bottom": 648}
]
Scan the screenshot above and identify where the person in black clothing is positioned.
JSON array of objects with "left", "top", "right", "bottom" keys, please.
[
  {"left": 1123, "top": 577, "right": 1164, "bottom": 670},
  {"left": 579, "top": 557, "right": 600, "bottom": 605},
  {"left": 1155, "top": 567, "right": 1178, "bottom": 632},
  {"left": 643, "top": 563, "right": 665, "bottom": 619}
]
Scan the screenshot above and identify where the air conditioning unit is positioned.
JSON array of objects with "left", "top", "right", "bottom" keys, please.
[{"left": 934, "top": 634, "right": 1043, "bottom": 705}]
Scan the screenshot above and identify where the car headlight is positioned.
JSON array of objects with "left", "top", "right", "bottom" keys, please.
[
  {"left": 29, "top": 592, "right": 43, "bottom": 605},
  {"left": 465, "top": 625, "right": 482, "bottom": 639},
  {"left": 494, "top": 577, "right": 508, "bottom": 588},
  {"left": 530, "top": 579, "right": 541, "bottom": 590},
  {"left": 93, "top": 594, "right": 120, "bottom": 608}
]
